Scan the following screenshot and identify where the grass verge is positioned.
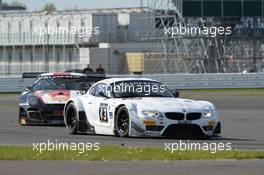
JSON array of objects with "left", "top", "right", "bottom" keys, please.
[
  {"left": 180, "top": 88, "right": 264, "bottom": 93},
  {"left": 0, "top": 93, "right": 20, "bottom": 96},
  {"left": 0, "top": 104, "right": 17, "bottom": 109},
  {"left": 0, "top": 145, "right": 264, "bottom": 161},
  {"left": 179, "top": 88, "right": 264, "bottom": 97}
]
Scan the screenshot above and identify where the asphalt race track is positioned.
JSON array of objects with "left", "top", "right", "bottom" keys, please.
[
  {"left": 0, "top": 92, "right": 264, "bottom": 150},
  {"left": 1, "top": 160, "right": 264, "bottom": 175}
]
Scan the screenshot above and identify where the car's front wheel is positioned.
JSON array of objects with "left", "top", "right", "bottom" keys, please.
[
  {"left": 115, "top": 106, "right": 130, "bottom": 137},
  {"left": 65, "top": 102, "right": 78, "bottom": 134}
]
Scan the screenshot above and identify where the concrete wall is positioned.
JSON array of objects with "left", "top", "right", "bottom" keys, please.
[
  {"left": 0, "top": 45, "right": 80, "bottom": 74},
  {"left": 79, "top": 47, "right": 122, "bottom": 74}
]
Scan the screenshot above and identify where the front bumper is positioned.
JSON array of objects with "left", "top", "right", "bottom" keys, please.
[
  {"left": 130, "top": 111, "right": 221, "bottom": 138},
  {"left": 19, "top": 104, "right": 65, "bottom": 125}
]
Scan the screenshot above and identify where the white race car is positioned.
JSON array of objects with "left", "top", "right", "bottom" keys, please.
[{"left": 64, "top": 78, "right": 221, "bottom": 138}]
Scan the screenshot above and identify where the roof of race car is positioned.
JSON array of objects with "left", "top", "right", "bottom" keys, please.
[
  {"left": 38, "top": 72, "right": 86, "bottom": 77},
  {"left": 98, "top": 77, "right": 158, "bottom": 84}
]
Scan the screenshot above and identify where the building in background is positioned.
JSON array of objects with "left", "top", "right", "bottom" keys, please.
[
  {"left": 0, "top": 7, "right": 155, "bottom": 74},
  {"left": 0, "top": 0, "right": 264, "bottom": 75},
  {"left": 0, "top": 0, "right": 26, "bottom": 11}
]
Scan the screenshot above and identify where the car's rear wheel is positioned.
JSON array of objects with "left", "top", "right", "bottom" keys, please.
[
  {"left": 115, "top": 106, "right": 130, "bottom": 137},
  {"left": 65, "top": 103, "right": 78, "bottom": 134}
]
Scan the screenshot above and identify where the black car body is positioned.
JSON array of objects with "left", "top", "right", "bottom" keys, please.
[{"left": 19, "top": 72, "right": 105, "bottom": 125}]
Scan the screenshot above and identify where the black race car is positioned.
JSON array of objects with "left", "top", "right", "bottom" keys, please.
[{"left": 19, "top": 72, "right": 105, "bottom": 125}]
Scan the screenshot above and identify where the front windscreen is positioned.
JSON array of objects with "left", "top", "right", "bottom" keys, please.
[
  {"left": 110, "top": 80, "right": 174, "bottom": 98},
  {"left": 33, "top": 75, "right": 96, "bottom": 91},
  {"left": 44, "top": 77, "right": 91, "bottom": 90}
]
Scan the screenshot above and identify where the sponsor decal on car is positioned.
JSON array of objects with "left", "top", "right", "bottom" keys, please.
[{"left": 99, "top": 103, "right": 108, "bottom": 123}]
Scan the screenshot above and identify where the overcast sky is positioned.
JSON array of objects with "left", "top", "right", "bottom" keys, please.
[{"left": 4, "top": 0, "right": 142, "bottom": 10}]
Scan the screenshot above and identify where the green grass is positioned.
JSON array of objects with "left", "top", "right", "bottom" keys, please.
[
  {"left": 0, "top": 93, "right": 20, "bottom": 96},
  {"left": 179, "top": 88, "right": 264, "bottom": 97},
  {"left": 0, "top": 104, "right": 17, "bottom": 109},
  {"left": 181, "top": 93, "right": 264, "bottom": 98},
  {"left": 0, "top": 145, "right": 264, "bottom": 161},
  {"left": 181, "top": 88, "right": 264, "bottom": 93}
]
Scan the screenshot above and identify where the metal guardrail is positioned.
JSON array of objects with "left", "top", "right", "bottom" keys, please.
[
  {"left": 112, "top": 73, "right": 264, "bottom": 89},
  {"left": 0, "top": 76, "right": 35, "bottom": 93},
  {"left": 0, "top": 73, "right": 264, "bottom": 92}
]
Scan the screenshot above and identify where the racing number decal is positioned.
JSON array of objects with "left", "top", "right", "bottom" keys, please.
[{"left": 99, "top": 103, "right": 108, "bottom": 123}]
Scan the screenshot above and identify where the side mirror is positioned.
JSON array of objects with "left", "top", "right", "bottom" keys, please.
[
  {"left": 172, "top": 89, "right": 180, "bottom": 98},
  {"left": 79, "top": 83, "right": 89, "bottom": 95},
  {"left": 98, "top": 91, "right": 109, "bottom": 98},
  {"left": 26, "top": 87, "right": 32, "bottom": 92}
]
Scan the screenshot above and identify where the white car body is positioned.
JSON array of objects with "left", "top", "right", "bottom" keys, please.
[{"left": 64, "top": 78, "right": 221, "bottom": 138}]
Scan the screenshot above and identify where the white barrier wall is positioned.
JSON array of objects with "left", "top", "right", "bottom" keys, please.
[{"left": 1, "top": 73, "right": 264, "bottom": 92}]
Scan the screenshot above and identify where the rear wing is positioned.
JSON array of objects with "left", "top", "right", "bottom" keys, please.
[
  {"left": 65, "top": 69, "right": 83, "bottom": 73},
  {"left": 85, "top": 73, "right": 106, "bottom": 82},
  {"left": 22, "top": 72, "right": 45, "bottom": 79},
  {"left": 22, "top": 72, "right": 106, "bottom": 82},
  {"left": 85, "top": 73, "right": 105, "bottom": 78},
  {"left": 65, "top": 70, "right": 106, "bottom": 79}
]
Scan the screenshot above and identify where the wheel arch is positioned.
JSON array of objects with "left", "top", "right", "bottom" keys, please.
[
  {"left": 64, "top": 97, "right": 85, "bottom": 112},
  {"left": 113, "top": 104, "right": 134, "bottom": 137},
  {"left": 113, "top": 104, "right": 126, "bottom": 134},
  {"left": 63, "top": 98, "right": 85, "bottom": 124},
  {"left": 64, "top": 100, "right": 74, "bottom": 119},
  {"left": 114, "top": 104, "right": 126, "bottom": 119}
]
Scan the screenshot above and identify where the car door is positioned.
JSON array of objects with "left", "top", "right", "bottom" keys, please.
[{"left": 86, "top": 83, "right": 112, "bottom": 127}]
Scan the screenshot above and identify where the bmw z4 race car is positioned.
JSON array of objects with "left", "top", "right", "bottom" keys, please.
[
  {"left": 19, "top": 72, "right": 104, "bottom": 125},
  {"left": 64, "top": 78, "right": 221, "bottom": 138}
]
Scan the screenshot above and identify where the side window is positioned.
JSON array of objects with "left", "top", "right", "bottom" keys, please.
[
  {"left": 32, "top": 80, "right": 43, "bottom": 91},
  {"left": 89, "top": 86, "right": 95, "bottom": 95},
  {"left": 93, "top": 83, "right": 110, "bottom": 97}
]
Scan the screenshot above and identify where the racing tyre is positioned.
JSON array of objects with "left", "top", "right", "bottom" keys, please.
[
  {"left": 115, "top": 106, "right": 130, "bottom": 137},
  {"left": 65, "top": 103, "right": 78, "bottom": 134}
]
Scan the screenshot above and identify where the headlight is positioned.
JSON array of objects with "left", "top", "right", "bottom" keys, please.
[
  {"left": 142, "top": 110, "right": 163, "bottom": 119},
  {"left": 28, "top": 96, "right": 38, "bottom": 105},
  {"left": 203, "top": 110, "right": 214, "bottom": 118}
]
